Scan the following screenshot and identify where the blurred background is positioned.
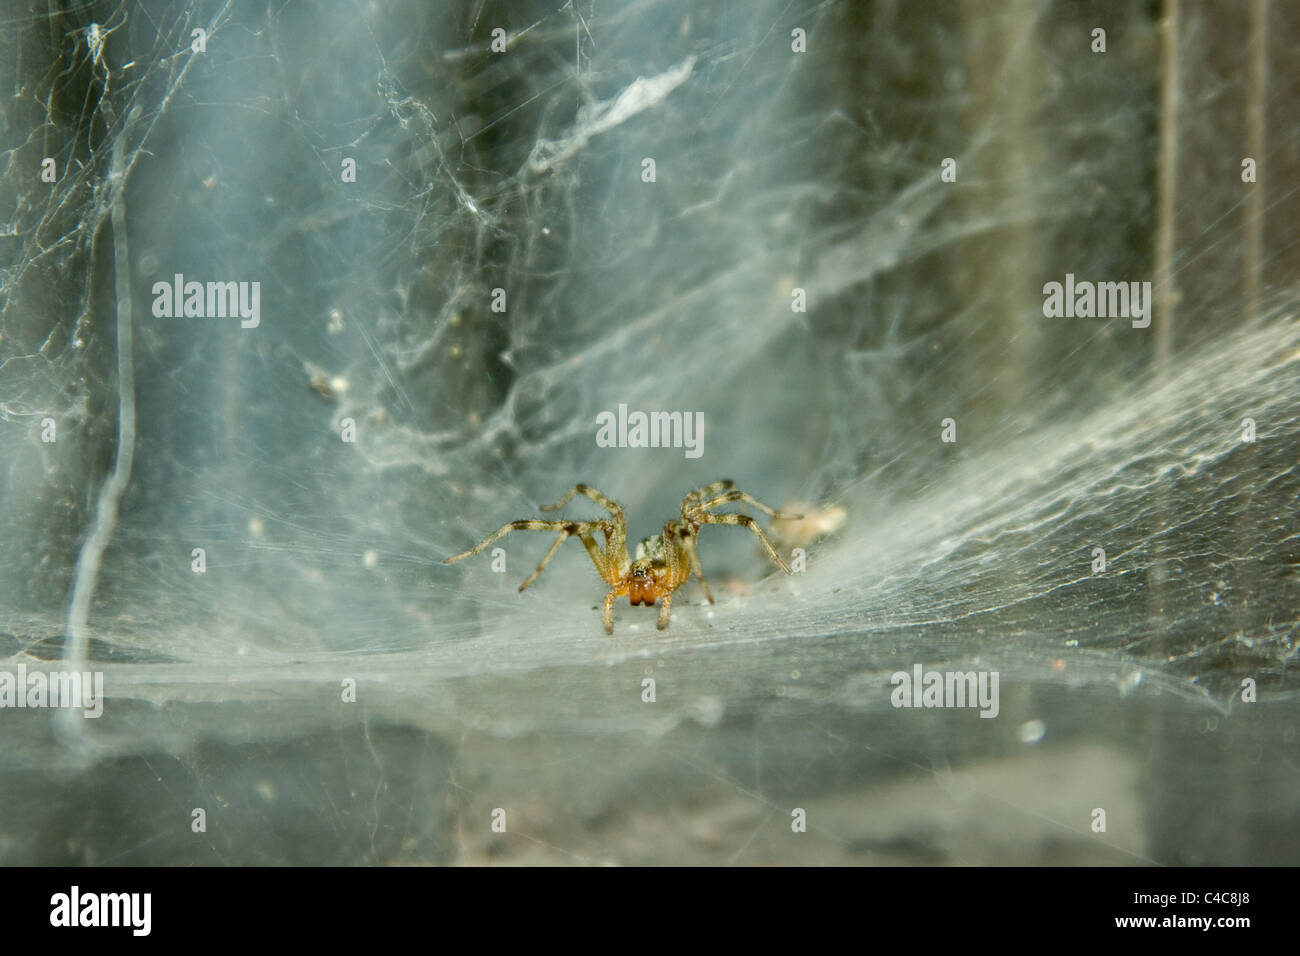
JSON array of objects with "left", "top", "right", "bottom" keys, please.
[{"left": 1, "top": 0, "right": 1297, "bottom": 864}]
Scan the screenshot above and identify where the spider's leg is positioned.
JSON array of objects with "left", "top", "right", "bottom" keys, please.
[
  {"left": 690, "top": 489, "right": 803, "bottom": 521},
  {"left": 518, "top": 520, "right": 612, "bottom": 591},
  {"left": 444, "top": 519, "right": 571, "bottom": 564},
  {"left": 603, "top": 588, "right": 619, "bottom": 634},
  {"left": 678, "top": 523, "right": 716, "bottom": 604},
  {"left": 680, "top": 479, "right": 734, "bottom": 516},
  {"left": 656, "top": 593, "right": 672, "bottom": 630},
  {"left": 538, "top": 484, "right": 630, "bottom": 578},
  {"left": 575, "top": 527, "right": 619, "bottom": 585},
  {"left": 695, "top": 512, "right": 794, "bottom": 574},
  {"left": 538, "top": 484, "right": 622, "bottom": 516},
  {"left": 447, "top": 518, "right": 613, "bottom": 591},
  {"left": 518, "top": 529, "right": 571, "bottom": 591}
]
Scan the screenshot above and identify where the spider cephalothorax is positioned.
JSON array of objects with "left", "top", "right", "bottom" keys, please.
[{"left": 444, "top": 481, "right": 801, "bottom": 633}]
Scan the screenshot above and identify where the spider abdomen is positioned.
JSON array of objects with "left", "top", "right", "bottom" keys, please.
[{"left": 634, "top": 534, "right": 668, "bottom": 562}]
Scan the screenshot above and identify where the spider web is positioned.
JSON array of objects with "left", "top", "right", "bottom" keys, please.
[{"left": 1, "top": 0, "right": 1298, "bottom": 864}]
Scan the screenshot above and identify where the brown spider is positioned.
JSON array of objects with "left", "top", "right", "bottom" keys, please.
[{"left": 444, "top": 481, "right": 802, "bottom": 633}]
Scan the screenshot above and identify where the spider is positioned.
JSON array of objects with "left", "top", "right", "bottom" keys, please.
[{"left": 444, "top": 481, "right": 802, "bottom": 633}]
